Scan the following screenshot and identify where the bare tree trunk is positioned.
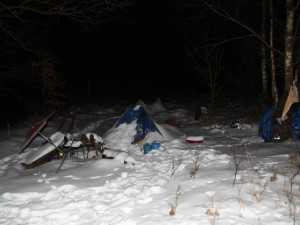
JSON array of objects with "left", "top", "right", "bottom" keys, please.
[
  {"left": 274, "top": 91, "right": 292, "bottom": 141},
  {"left": 208, "top": 65, "right": 215, "bottom": 111},
  {"left": 274, "top": 0, "right": 296, "bottom": 141},
  {"left": 209, "top": 48, "right": 223, "bottom": 112},
  {"left": 270, "top": 0, "right": 278, "bottom": 107},
  {"left": 295, "top": 67, "right": 299, "bottom": 84},
  {"left": 285, "top": 0, "right": 295, "bottom": 91},
  {"left": 201, "top": 0, "right": 297, "bottom": 93},
  {"left": 261, "top": 0, "right": 268, "bottom": 107}
]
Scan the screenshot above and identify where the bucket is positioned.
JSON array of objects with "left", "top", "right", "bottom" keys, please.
[
  {"left": 143, "top": 144, "right": 152, "bottom": 154},
  {"left": 151, "top": 142, "right": 160, "bottom": 149}
]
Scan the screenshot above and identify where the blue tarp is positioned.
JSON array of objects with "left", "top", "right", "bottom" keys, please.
[
  {"left": 258, "top": 108, "right": 276, "bottom": 141},
  {"left": 292, "top": 107, "right": 300, "bottom": 139},
  {"left": 115, "top": 105, "right": 162, "bottom": 144},
  {"left": 259, "top": 107, "right": 300, "bottom": 141}
]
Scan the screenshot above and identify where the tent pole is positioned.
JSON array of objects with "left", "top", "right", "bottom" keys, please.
[
  {"left": 55, "top": 138, "right": 75, "bottom": 175},
  {"left": 38, "top": 132, "right": 61, "bottom": 152}
]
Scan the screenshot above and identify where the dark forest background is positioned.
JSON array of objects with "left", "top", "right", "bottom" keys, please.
[{"left": 0, "top": 0, "right": 293, "bottom": 126}]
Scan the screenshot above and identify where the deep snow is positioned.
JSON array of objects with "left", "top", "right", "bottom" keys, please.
[{"left": 0, "top": 101, "right": 299, "bottom": 225}]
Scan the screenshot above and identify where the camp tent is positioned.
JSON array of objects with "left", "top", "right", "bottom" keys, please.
[
  {"left": 136, "top": 98, "right": 166, "bottom": 113},
  {"left": 113, "top": 105, "right": 163, "bottom": 144}
]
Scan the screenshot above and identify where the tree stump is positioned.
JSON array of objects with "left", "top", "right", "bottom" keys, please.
[{"left": 274, "top": 91, "right": 292, "bottom": 141}]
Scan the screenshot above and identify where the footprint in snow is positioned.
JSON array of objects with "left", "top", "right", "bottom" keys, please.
[
  {"left": 64, "top": 175, "right": 75, "bottom": 178},
  {"left": 121, "top": 172, "right": 128, "bottom": 178},
  {"left": 90, "top": 176, "right": 102, "bottom": 179},
  {"left": 138, "top": 197, "right": 153, "bottom": 204},
  {"left": 106, "top": 173, "right": 114, "bottom": 177}
]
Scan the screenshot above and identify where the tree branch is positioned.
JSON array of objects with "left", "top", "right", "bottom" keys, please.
[{"left": 200, "top": 0, "right": 286, "bottom": 59}]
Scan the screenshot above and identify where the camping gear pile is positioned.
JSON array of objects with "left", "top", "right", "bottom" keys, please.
[
  {"left": 20, "top": 101, "right": 205, "bottom": 171},
  {"left": 143, "top": 142, "right": 160, "bottom": 154},
  {"left": 113, "top": 105, "right": 163, "bottom": 144},
  {"left": 162, "top": 118, "right": 182, "bottom": 128},
  {"left": 19, "top": 103, "right": 168, "bottom": 170},
  {"left": 20, "top": 111, "right": 104, "bottom": 170}
]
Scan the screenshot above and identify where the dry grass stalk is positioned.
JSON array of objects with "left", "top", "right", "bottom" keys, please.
[
  {"left": 270, "top": 165, "right": 278, "bottom": 182},
  {"left": 169, "top": 184, "right": 182, "bottom": 216},
  {"left": 287, "top": 153, "right": 300, "bottom": 194},
  {"left": 227, "top": 134, "right": 245, "bottom": 186},
  {"left": 244, "top": 144, "right": 254, "bottom": 186},
  {"left": 232, "top": 144, "right": 245, "bottom": 186},
  {"left": 242, "top": 144, "right": 270, "bottom": 203},
  {"left": 171, "top": 159, "right": 182, "bottom": 179},
  {"left": 205, "top": 196, "right": 220, "bottom": 225},
  {"left": 190, "top": 148, "right": 200, "bottom": 180},
  {"left": 190, "top": 162, "right": 200, "bottom": 180},
  {"left": 252, "top": 212, "right": 262, "bottom": 225},
  {"left": 284, "top": 152, "right": 300, "bottom": 224},
  {"left": 169, "top": 204, "right": 176, "bottom": 216},
  {"left": 250, "top": 171, "right": 270, "bottom": 203},
  {"left": 237, "top": 184, "right": 244, "bottom": 218}
]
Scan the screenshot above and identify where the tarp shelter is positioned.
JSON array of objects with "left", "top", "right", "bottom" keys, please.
[
  {"left": 19, "top": 111, "right": 55, "bottom": 154},
  {"left": 136, "top": 98, "right": 166, "bottom": 113},
  {"left": 258, "top": 107, "right": 300, "bottom": 141},
  {"left": 21, "top": 111, "right": 78, "bottom": 169},
  {"left": 258, "top": 108, "right": 277, "bottom": 141},
  {"left": 114, "top": 105, "right": 163, "bottom": 144},
  {"left": 292, "top": 107, "right": 300, "bottom": 139}
]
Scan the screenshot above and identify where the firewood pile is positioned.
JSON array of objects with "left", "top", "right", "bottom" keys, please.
[{"left": 162, "top": 118, "right": 182, "bottom": 128}]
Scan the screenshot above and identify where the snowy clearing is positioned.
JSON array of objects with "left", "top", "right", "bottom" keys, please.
[{"left": 0, "top": 102, "right": 299, "bottom": 225}]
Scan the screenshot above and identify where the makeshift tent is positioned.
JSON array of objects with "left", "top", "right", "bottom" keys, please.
[
  {"left": 19, "top": 111, "right": 55, "bottom": 154},
  {"left": 114, "top": 105, "right": 163, "bottom": 144},
  {"left": 136, "top": 98, "right": 166, "bottom": 113},
  {"left": 21, "top": 112, "right": 78, "bottom": 169},
  {"left": 136, "top": 99, "right": 147, "bottom": 110},
  {"left": 22, "top": 132, "right": 67, "bottom": 169},
  {"left": 150, "top": 98, "right": 166, "bottom": 112}
]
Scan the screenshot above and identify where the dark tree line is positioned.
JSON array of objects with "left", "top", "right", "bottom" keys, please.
[
  {"left": 168, "top": 0, "right": 300, "bottom": 112},
  {"left": 0, "top": 0, "right": 130, "bottom": 125},
  {"left": 2, "top": 0, "right": 300, "bottom": 127}
]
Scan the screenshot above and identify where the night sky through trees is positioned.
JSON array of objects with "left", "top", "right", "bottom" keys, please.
[
  {"left": 1, "top": 0, "right": 283, "bottom": 124},
  {"left": 55, "top": 1, "right": 189, "bottom": 102},
  {"left": 53, "top": 0, "right": 264, "bottom": 104}
]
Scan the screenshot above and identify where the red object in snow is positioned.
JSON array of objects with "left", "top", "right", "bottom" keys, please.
[
  {"left": 19, "top": 112, "right": 55, "bottom": 154},
  {"left": 186, "top": 139, "right": 203, "bottom": 143},
  {"left": 185, "top": 136, "right": 204, "bottom": 144}
]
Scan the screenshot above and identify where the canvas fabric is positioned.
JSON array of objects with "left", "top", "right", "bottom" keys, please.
[{"left": 281, "top": 81, "right": 299, "bottom": 123}]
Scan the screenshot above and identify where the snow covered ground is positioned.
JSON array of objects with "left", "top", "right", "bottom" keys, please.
[{"left": 0, "top": 101, "right": 299, "bottom": 225}]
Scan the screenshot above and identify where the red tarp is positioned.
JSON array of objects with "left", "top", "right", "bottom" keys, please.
[{"left": 19, "top": 112, "right": 55, "bottom": 154}]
